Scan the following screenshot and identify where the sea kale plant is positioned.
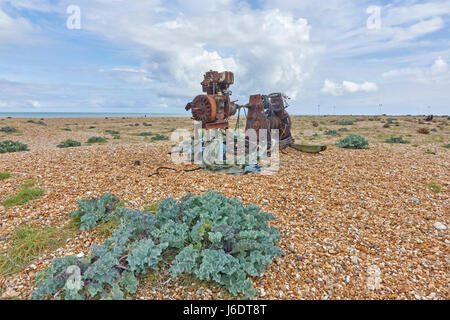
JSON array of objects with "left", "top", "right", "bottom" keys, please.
[
  {"left": 1, "top": 126, "right": 17, "bottom": 133},
  {"left": 32, "top": 191, "right": 282, "bottom": 300},
  {"left": 57, "top": 139, "right": 82, "bottom": 148},
  {"left": 68, "top": 193, "right": 121, "bottom": 230},
  {"left": 385, "top": 136, "right": 410, "bottom": 144},
  {"left": 337, "top": 134, "right": 369, "bottom": 149},
  {"left": 0, "top": 140, "right": 29, "bottom": 153}
]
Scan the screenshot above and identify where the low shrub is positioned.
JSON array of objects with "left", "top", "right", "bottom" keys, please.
[
  {"left": 418, "top": 128, "right": 430, "bottom": 134},
  {"left": 338, "top": 128, "right": 349, "bottom": 132},
  {"left": 336, "top": 120, "right": 354, "bottom": 126},
  {"left": 0, "top": 140, "right": 29, "bottom": 154},
  {"left": 61, "top": 128, "right": 72, "bottom": 132},
  {"left": 87, "top": 137, "right": 107, "bottom": 144},
  {"left": 1, "top": 126, "right": 17, "bottom": 133},
  {"left": 385, "top": 136, "right": 410, "bottom": 144},
  {"left": 57, "top": 139, "right": 81, "bottom": 148},
  {"left": 27, "top": 120, "right": 46, "bottom": 126},
  {"left": 32, "top": 191, "right": 283, "bottom": 300},
  {"left": 151, "top": 134, "right": 169, "bottom": 141},
  {"left": 337, "top": 135, "right": 369, "bottom": 149},
  {"left": 106, "top": 130, "right": 120, "bottom": 135},
  {"left": 143, "top": 122, "right": 152, "bottom": 127},
  {"left": 139, "top": 132, "right": 153, "bottom": 137},
  {"left": 324, "top": 130, "right": 338, "bottom": 136}
]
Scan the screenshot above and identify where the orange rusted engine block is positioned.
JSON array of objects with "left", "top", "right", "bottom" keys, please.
[{"left": 185, "top": 70, "right": 237, "bottom": 129}]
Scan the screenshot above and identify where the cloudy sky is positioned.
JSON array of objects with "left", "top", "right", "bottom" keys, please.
[{"left": 0, "top": 0, "right": 449, "bottom": 115}]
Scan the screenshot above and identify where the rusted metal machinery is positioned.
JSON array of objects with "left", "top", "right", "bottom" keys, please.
[
  {"left": 185, "top": 70, "right": 237, "bottom": 130},
  {"left": 185, "top": 70, "right": 295, "bottom": 146}
]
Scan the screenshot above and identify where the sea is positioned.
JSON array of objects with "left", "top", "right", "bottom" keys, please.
[{"left": 0, "top": 112, "right": 187, "bottom": 119}]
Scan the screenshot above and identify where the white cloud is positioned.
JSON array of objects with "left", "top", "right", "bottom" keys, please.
[
  {"left": 390, "top": 17, "right": 445, "bottom": 42},
  {"left": 342, "top": 81, "right": 378, "bottom": 93},
  {"left": 383, "top": 56, "right": 449, "bottom": 83},
  {"left": 0, "top": 8, "right": 35, "bottom": 44},
  {"left": 431, "top": 56, "right": 448, "bottom": 75},
  {"left": 99, "top": 67, "right": 153, "bottom": 83},
  {"left": 321, "top": 79, "right": 342, "bottom": 96},
  {"left": 384, "top": 1, "right": 450, "bottom": 26},
  {"left": 27, "top": 100, "right": 40, "bottom": 107},
  {"left": 76, "top": 2, "right": 318, "bottom": 100},
  {"left": 321, "top": 79, "right": 378, "bottom": 96}
]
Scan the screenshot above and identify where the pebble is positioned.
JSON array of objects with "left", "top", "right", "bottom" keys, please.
[
  {"left": 2, "top": 289, "right": 20, "bottom": 298},
  {"left": 76, "top": 252, "right": 85, "bottom": 258},
  {"left": 407, "top": 197, "right": 420, "bottom": 203},
  {"left": 260, "top": 289, "right": 266, "bottom": 298},
  {"left": 434, "top": 222, "right": 447, "bottom": 231}
]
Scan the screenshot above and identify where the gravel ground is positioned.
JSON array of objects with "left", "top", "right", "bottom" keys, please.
[{"left": 0, "top": 117, "right": 449, "bottom": 300}]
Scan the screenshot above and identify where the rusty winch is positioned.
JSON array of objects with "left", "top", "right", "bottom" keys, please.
[{"left": 185, "top": 70, "right": 294, "bottom": 147}]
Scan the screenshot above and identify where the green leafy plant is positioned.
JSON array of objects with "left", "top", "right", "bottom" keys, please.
[
  {"left": 426, "top": 183, "right": 441, "bottom": 194},
  {"left": 385, "top": 136, "right": 410, "bottom": 144},
  {"left": 143, "top": 202, "right": 159, "bottom": 213},
  {"left": 1, "top": 126, "right": 17, "bottom": 133},
  {"left": 0, "top": 224, "right": 72, "bottom": 276},
  {"left": 323, "top": 130, "right": 338, "bottom": 136},
  {"left": 336, "top": 120, "right": 354, "bottom": 125},
  {"left": 337, "top": 135, "right": 369, "bottom": 149},
  {"left": 0, "top": 171, "right": 11, "bottom": 181},
  {"left": 68, "top": 194, "right": 121, "bottom": 230},
  {"left": 0, "top": 140, "right": 29, "bottom": 154},
  {"left": 57, "top": 139, "right": 82, "bottom": 148},
  {"left": 32, "top": 191, "right": 283, "bottom": 300},
  {"left": 139, "top": 132, "right": 153, "bottom": 137},
  {"left": 87, "top": 137, "right": 106, "bottom": 144},
  {"left": 442, "top": 144, "right": 450, "bottom": 149},
  {"left": 1, "top": 180, "right": 44, "bottom": 208},
  {"left": 27, "top": 120, "right": 46, "bottom": 126},
  {"left": 151, "top": 134, "right": 169, "bottom": 141}
]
